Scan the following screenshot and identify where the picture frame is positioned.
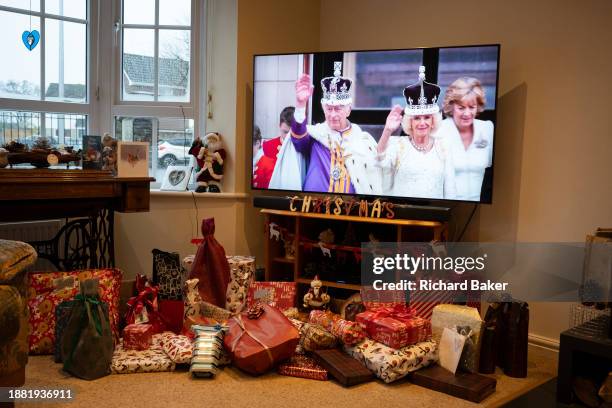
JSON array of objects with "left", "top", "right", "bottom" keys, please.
[
  {"left": 117, "top": 141, "right": 149, "bottom": 178},
  {"left": 82, "top": 135, "right": 103, "bottom": 170},
  {"left": 160, "top": 165, "right": 193, "bottom": 191}
]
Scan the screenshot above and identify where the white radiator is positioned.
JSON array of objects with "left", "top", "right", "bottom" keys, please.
[{"left": 0, "top": 220, "right": 64, "bottom": 271}]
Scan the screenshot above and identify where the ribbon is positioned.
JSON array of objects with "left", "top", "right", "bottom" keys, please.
[
  {"left": 229, "top": 313, "right": 274, "bottom": 367},
  {"left": 74, "top": 293, "right": 103, "bottom": 335},
  {"left": 126, "top": 286, "right": 164, "bottom": 330},
  {"left": 369, "top": 304, "right": 417, "bottom": 324}
]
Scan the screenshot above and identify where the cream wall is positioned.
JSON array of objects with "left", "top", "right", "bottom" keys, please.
[
  {"left": 116, "top": 0, "right": 611, "bottom": 344},
  {"left": 317, "top": 0, "right": 612, "bottom": 343}
]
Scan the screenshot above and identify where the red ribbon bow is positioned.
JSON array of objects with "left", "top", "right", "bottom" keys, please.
[
  {"left": 369, "top": 304, "right": 416, "bottom": 324},
  {"left": 126, "top": 285, "right": 160, "bottom": 319}
]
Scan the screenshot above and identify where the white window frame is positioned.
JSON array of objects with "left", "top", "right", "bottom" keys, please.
[
  {"left": 0, "top": 0, "right": 93, "bottom": 125},
  {"left": 111, "top": 0, "right": 204, "bottom": 187}
]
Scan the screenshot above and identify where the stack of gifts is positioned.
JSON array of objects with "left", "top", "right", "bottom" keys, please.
[
  {"left": 190, "top": 324, "right": 227, "bottom": 378},
  {"left": 355, "top": 304, "right": 431, "bottom": 349}
]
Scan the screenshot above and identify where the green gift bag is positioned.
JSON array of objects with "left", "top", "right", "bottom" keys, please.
[{"left": 61, "top": 279, "right": 113, "bottom": 380}]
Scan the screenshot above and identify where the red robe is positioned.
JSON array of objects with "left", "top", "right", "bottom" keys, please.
[{"left": 253, "top": 137, "right": 282, "bottom": 189}]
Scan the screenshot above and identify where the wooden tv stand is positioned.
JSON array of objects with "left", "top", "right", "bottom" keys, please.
[{"left": 261, "top": 209, "right": 448, "bottom": 293}]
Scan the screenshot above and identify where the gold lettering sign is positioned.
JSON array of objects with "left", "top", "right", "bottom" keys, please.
[{"left": 290, "top": 195, "right": 394, "bottom": 219}]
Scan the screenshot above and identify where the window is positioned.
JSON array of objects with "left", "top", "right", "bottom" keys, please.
[
  {"left": 121, "top": 0, "right": 192, "bottom": 102},
  {"left": 0, "top": 0, "right": 88, "bottom": 103},
  {"left": 114, "top": 116, "right": 194, "bottom": 182},
  {"left": 0, "top": 110, "right": 87, "bottom": 150}
]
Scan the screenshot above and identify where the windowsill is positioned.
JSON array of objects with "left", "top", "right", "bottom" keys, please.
[{"left": 150, "top": 189, "right": 249, "bottom": 199}]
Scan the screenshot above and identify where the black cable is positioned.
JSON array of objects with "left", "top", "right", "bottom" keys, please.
[
  {"left": 456, "top": 203, "right": 479, "bottom": 242},
  {"left": 191, "top": 191, "right": 199, "bottom": 239}
]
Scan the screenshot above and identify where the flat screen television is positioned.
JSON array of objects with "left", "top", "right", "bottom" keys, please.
[{"left": 251, "top": 44, "right": 500, "bottom": 204}]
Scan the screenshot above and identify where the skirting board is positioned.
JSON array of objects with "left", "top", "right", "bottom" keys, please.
[{"left": 528, "top": 333, "right": 559, "bottom": 351}]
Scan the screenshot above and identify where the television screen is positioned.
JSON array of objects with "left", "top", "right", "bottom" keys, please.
[{"left": 252, "top": 44, "right": 500, "bottom": 203}]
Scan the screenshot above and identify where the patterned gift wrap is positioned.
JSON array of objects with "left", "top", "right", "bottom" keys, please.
[
  {"left": 278, "top": 355, "right": 328, "bottom": 381},
  {"left": 225, "top": 256, "right": 255, "bottom": 314},
  {"left": 152, "top": 249, "right": 186, "bottom": 300},
  {"left": 246, "top": 281, "right": 297, "bottom": 311},
  {"left": 309, "top": 310, "right": 365, "bottom": 346},
  {"left": 300, "top": 323, "right": 337, "bottom": 352},
  {"left": 344, "top": 339, "right": 438, "bottom": 383},
  {"left": 111, "top": 334, "right": 176, "bottom": 374},
  {"left": 360, "top": 287, "right": 406, "bottom": 310},
  {"left": 408, "top": 286, "right": 458, "bottom": 320},
  {"left": 356, "top": 306, "right": 431, "bottom": 349},
  {"left": 123, "top": 324, "right": 154, "bottom": 351},
  {"left": 28, "top": 268, "right": 122, "bottom": 354},
  {"left": 184, "top": 278, "right": 231, "bottom": 329},
  {"left": 158, "top": 332, "right": 193, "bottom": 364}
]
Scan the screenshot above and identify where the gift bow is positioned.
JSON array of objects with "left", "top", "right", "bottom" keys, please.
[
  {"left": 369, "top": 304, "right": 417, "bottom": 324},
  {"left": 127, "top": 286, "right": 160, "bottom": 317},
  {"left": 74, "top": 293, "right": 104, "bottom": 335}
]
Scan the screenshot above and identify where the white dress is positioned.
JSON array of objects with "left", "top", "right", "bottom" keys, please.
[
  {"left": 377, "top": 136, "right": 456, "bottom": 199},
  {"left": 437, "top": 118, "right": 494, "bottom": 201}
]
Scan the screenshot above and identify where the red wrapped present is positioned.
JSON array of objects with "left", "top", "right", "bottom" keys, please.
[
  {"left": 125, "top": 285, "right": 166, "bottom": 333},
  {"left": 224, "top": 303, "right": 299, "bottom": 375},
  {"left": 356, "top": 304, "right": 431, "bottom": 349},
  {"left": 158, "top": 300, "right": 184, "bottom": 334},
  {"left": 246, "top": 281, "right": 297, "bottom": 311},
  {"left": 360, "top": 286, "right": 405, "bottom": 310},
  {"left": 123, "top": 324, "right": 154, "bottom": 350},
  {"left": 277, "top": 355, "right": 328, "bottom": 381},
  {"left": 28, "top": 268, "right": 122, "bottom": 354},
  {"left": 308, "top": 310, "right": 365, "bottom": 346}
]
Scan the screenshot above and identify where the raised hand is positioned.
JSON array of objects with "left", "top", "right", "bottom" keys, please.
[
  {"left": 295, "top": 74, "right": 314, "bottom": 108},
  {"left": 384, "top": 105, "right": 403, "bottom": 134}
]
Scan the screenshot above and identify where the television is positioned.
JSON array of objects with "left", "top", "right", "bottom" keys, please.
[{"left": 251, "top": 44, "right": 500, "bottom": 204}]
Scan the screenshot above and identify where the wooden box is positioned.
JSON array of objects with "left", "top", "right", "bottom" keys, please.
[{"left": 410, "top": 365, "right": 496, "bottom": 403}]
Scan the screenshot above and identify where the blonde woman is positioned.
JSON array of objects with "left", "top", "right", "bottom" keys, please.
[
  {"left": 437, "top": 77, "right": 494, "bottom": 201},
  {"left": 377, "top": 66, "right": 456, "bottom": 199}
]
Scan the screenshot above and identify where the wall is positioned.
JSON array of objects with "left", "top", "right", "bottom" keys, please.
[{"left": 317, "top": 0, "right": 612, "bottom": 343}]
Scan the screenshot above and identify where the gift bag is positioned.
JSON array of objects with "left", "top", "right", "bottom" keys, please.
[
  {"left": 55, "top": 300, "right": 109, "bottom": 363},
  {"left": 224, "top": 304, "right": 299, "bottom": 375},
  {"left": 60, "top": 279, "right": 113, "bottom": 380},
  {"left": 152, "top": 249, "right": 186, "bottom": 300},
  {"left": 189, "top": 218, "right": 231, "bottom": 307}
]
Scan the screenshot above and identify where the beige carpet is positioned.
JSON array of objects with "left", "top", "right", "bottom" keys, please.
[{"left": 19, "top": 345, "right": 557, "bottom": 408}]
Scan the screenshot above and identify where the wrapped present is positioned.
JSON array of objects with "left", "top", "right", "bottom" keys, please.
[
  {"left": 158, "top": 300, "right": 184, "bottom": 334},
  {"left": 152, "top": 249, "right": 186, "bottom": 300},
  {"left": 360, "top": 286, "right": 405, "bottom": 310},
  {"left": 311, "top": 348, "right": 373, "bottom": 387},
  {"left": 158, "top": 332, "right": 193, "bottom": 364},
  {"left": 278, "top": 355, "right": 328, "bottom": 381},
  {"left": 224, "top": 304, "right": 299, "bottom": 375},
  {"left": 184, "top": 278, "right": 231, "bottom": 332},
  {"left": 246, "top": 281, "right": 297, "bottom": 311},
  {"left": 300, "top": 323, "right": 337, "bottom": 352},
  {"left": 61, "top": 279, "right": 114, "bottom": 380},
  {"left": 225, "top": 256, "right": 255, "bottom": 314},
  {"left": 309, "top": 310, "right": 365, "bottom": 346},
  {"left": 28, "top": 268, "right": 122, "bottom": 354},
  {"left": 125, "top": 285, "right": 166, "bottom": 333},
  {"left": 344, "top": 338, "right": 438, "bottom": 383},
  {"left": 408, "top": 286, "right": 459, "bottom": 320},
  {"left": 431, "top": 304, "right": 483, "bottom": 371},
  {"left": 123, "top": 324, "right": 154, "bottom": 351},
  {"left": 355, "top": 304, "right": 431, "bottom": 349},
  {"left": 190, "top": 325, "right": 226, "bottom": 378},
  {"left": 188, "top": 218, "right": 231, "bottom": 307},
  {"left": 111, "top": 334, "right": 175, "bottom": 374}
]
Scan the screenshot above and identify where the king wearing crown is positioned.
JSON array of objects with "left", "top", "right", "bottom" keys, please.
[{"left": 269, "top": 62, "right": 382, "bottom": 194}]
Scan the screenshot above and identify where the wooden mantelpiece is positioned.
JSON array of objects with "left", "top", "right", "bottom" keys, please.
[{"left": 0, "top": 169, "right": 154, "bottom": 269}]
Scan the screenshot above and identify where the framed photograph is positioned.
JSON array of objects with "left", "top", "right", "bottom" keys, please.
[
  {"left": 160, "top": 165, "right": 193, "bottom": 191},
  {"left": 82, "top": 135, "right": 103, "bottom": 170},
  {"left": 117, "top": 141, "right": 149, "bottom": 178}
]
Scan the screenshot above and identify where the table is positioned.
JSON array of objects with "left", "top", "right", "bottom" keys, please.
[{"left": 0, "top": 169, "right": 153, "bottom": 270}]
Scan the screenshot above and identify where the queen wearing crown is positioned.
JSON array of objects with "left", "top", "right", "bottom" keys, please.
[
  {"left": 376, "top": 66, "right": 456, "bottom": 199},
  {"left": 269, "top": 62, "right": 382, "bottom": 195}
]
